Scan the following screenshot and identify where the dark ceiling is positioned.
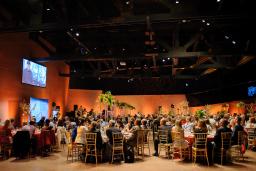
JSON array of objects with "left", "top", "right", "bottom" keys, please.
[{"left": 1, "top": 0, "right": 256, "bottom": 102}]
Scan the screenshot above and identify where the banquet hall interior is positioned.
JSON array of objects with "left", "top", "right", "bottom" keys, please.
[{"left": 0, "top": 0, "right": 256, "bottom": 171}]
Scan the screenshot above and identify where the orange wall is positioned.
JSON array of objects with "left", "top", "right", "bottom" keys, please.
[
  {"left": 67, "top": 89, "right": 102, "bottom": 112},
  {"left": 190, "top": 101, "right": 244, "bottom": 115},
  {"left": 0, "top": 33, "right": 69, "bottom": 121},
  {"left": 66, "top": 89, "right": 187, "bottom": 115}
]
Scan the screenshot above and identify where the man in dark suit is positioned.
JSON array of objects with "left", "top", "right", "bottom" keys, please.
[
  {"left": 232, "top": 116, "right": 247, "bottom": 145},
  {"left": 214, "top": 119, "right": 232, "bottom": 148},
  {"left": 153, "top": 118, "right": 172, "bottom": 156},
  {"left": 106, "top": 120, "right": 121, "bottom": 144}
]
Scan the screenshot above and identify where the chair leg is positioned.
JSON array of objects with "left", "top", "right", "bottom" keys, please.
[
  {"left": 111, "top": 149, "right": 114, "bottom": 163},
  {"left": 194, "top": 151, "right": 197, "bottom": 164},
  {"left": 221, "top": 149, "right": 223, "bottom": 165},
  {"left": 95, "top": 150, "right": 97, "bottom": 164},
  {"left": 206, "top": 151, "right": 209, "bottom": 166},
  {"left": 85, "top": 149, "right": 88, "bottom": 163}
]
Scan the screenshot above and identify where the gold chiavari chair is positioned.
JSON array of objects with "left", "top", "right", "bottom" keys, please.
[
  {"left": 66, "top": 131, "right": 83, "bottom": 162},
  {"left": 143, "top": 129, "right": 151, "bottom": 156},
  {"left": 231, "top": 131, "right": 245, "bottom": 161},
  {"left": 172, "top": 131, "right": 190, "bottom": 160},
  {"left": 215, "top": 132, "right": 232, "bottom": 165},
  {"left": 85, "top": 133, "right": 102, "bottom": 164},
  {"left": 136, "top": 130, "right": 145, "bottom": 159},
  {"left": 111, "top": 132, "right": 124, "bottom": 163},
  {"left": 158, "top": 130, "right": 172, "bottom": 159},
  {"left": 192, "top": 133, "right": 209, "bottom": 166},
  {"left": 247, "top": 128, "right": 256, "bottom": 149}
]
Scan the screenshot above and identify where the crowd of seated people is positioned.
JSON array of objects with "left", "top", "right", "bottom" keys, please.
[{"left": 0, "top": 109, "right": 255, "bottom": 163}]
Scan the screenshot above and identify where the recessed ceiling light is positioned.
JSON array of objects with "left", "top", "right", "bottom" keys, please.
[
  {"left": 206, "top": 22, "right": 210, "bottom": 26},
  {"left": 182, "top": 19, "right": 186, "bottom": 23},
  {"left": 126, "top": 1, "right": 130, "bottom": 5},
  {"left": 232, "top": 40, "right": 236, "bottom": 45},
  {"left": 116, "top": 66, "right": 119, "bottom": 70},
  {"left": 39, "top": 30, "right": 43, "bottom": 33},
  {"left": 202, "top": 19, "right": 206, "bottom": 23},
  {"left": 175, "top": 0, "right": 179, "bottom": 4},
  {"left": 225, "top": 35, "right": 229, "bottom": 39},
  {"left": 46, "top": 8, "right": 51, "bottom": 11},
  {"left": 162, "top": 59, "right": 165, "bottom": 62},
  {"left": 167, "top": 57, "right": 170, "bottom": 60},
  {"left": 75, "top": 32, "right": 79, "bottom": 37},
  {"left": 217, "top": 0, "right": 221, "bottom": 2}
]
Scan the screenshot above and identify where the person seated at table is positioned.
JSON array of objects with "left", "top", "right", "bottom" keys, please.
[
  {"left": 125, "top": 119, "right": 141, "bottom": 147},
  {"left": 205, "top": 119, "right": 213, "bottom": 134},
  {"left": 116, "top": 119, "right": 125, "bottom": 131},
  {"left": 0, "top": 120, "right": 13, "bottom": 158},
  {"left": 153, "top": 118, "right": 172, "bottom": 156},
  {"left": 37, "top": 116, "right": 45, "bottom": 128},
  {"left": 232, "top": 116, "right": 247, "bottom": 145},
  {"left": 141, "top": 119, "right": 148, "bottom": 129},
  {"left": 88, "top": 121, "right": 102, "bottom": 150},
  {"left": 75, "top": 119, "right": 87, "bottom": 145},
  {"left": 193, "top": 120, "right": 208, "bottom": 133},
  {"left": 245, "top": 117, "right": 256, "bottom": 128},
  {"left": 9, "top": 119, "right": 15, "bottom": 130},
  {"left": 41, "top": 119, "right": 53, "bottom": 131},
  {"left": 123, "top": 118, "right": 134, "bottom": 132},
  {"left": 22, "top": 121, "right": 36, "bottom": 138},
  {"left": 214, "top": 119, "right": 232, "bottom": 148},
  {"left": 171, "top": 119, "right": 188, "bottom": 149},
  {"left": 182, "top": 116, "right": 194, "bottom": 133}
]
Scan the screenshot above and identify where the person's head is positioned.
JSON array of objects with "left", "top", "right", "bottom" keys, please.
[
  {"left": 220, "top": 119, "right": 229, "bottom": 127},
  {"left": 175, "top": 119, "right": 182, "bottom": 128},
  {"left": 45, "top": 119, "right": 50, "bottom": 127},
  {"left": 236, "top": 116, "right": 242, "bottom": 125},
  {"left": 90, "top": 121, "right": 97, "bottom": 131},
  {"left": 186, "top": 116, "right": 192, "bottom": 122},
  {"left": 10, "top": 118, "right": 15, "bottom": 124},
  {"left": 41, "top": 116, "right": 46, "bottom": 121},
  {"left": 29, "top": 121, "right": 35, "bottom": 126},
  {"left": 109, "top": 120, "right": 115, "bottom": 127},
  {"left": 78, "top": 119, "right": 85, "bottom": 126},
  {"left": 26, "top": 61, "right": 31, "bottom": 69},
  {"left": 250, "top": 117, "right": 255, "bottom": 124},
  {"left": 141, "top": 119, "right": 147, "bottom": 126},
  {"left": 160, "top": 118, "right": 167, "bottom": 126},
  {"left": 134, "top": 119, "right": 141, "bottom": 126},
  {"left": 198, "top": 120, "right": 206, "bottom": 128},
  {"left": 4, "top": 120, "right": 10, "bottom": 127}
]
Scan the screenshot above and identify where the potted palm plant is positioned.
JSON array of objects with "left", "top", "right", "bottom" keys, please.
[{"left": 195, "top": 109, "right": 206, "bottom": 119}]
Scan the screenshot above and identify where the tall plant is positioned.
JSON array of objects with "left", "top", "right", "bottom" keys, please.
[{"left": 195, "top": 109, "right": 206, "bottom": 119}]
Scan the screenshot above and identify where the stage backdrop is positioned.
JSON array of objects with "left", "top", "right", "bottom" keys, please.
[{"left": 66, "top": 89, "right": 187, "bottom": 116}]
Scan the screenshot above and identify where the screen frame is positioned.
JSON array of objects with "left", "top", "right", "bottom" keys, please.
[{"left": 22, "top": 58, "right": 47, "bottom": 88}]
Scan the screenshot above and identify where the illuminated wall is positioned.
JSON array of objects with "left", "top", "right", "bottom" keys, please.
[
  {"left": 0, "top": 33, "right": 69, "bottom": 121},
  {"left": 66, "top": 89, "right": 187, "bottom": 115}
]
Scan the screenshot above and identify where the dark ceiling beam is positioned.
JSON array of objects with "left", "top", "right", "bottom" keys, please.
[{"left": 0, "top": 14, "right": 246, "bottom": 33}]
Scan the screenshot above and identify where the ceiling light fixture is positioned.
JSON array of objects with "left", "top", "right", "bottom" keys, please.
[
  {"left": 175, "top": 0, "right": 179, "bottom": 4},
  {"left": 202, "top": 19, "right": 206, "bottom": 23},
  {"left": 167, "top": 57, "right": 170, "bottom": 60},
  {"left": 225, "top": 35, "right": 229, "bottom": 39},
  {"left": 46, "top": 8, "right": 51, "bottom": 11},
  {"left": 232, "top": 40, "right": 236, "bottom": 45},
  {"left": 75, "top": 32, "right": 80, "bottom": 37},
  {"left": 206, "top": 22, "right": 210, "bottom": 26},
  {"left": 162, "top": 59, "right": 165, "bottom": 62}
]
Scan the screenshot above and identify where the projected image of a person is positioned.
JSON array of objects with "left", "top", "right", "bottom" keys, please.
[
  {"left": 23, "top": 60, "right": 33, "bottom": 84},
  {"left": 38, "top": 67, "right": 46, "bottom": 87}
]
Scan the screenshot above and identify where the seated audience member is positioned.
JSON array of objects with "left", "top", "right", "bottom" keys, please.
[
  {"left": 232, "top": 116, "right": 247, "bottom": 145},
  {"left": 123, "top": 118, "right": 134, "bottom": 132},
  {"left": 88, "top": 121, "right": 102, "bottom": 150},
  {"left": 9, "top": 119, "right": 15, "bottom": 130},
  {"left": 193, "top": 120, "right": 208, "bottom": 133},
  {"left": 141, "top": 119, "right": 148, "bottom": 129},
  {"left": 37, "top": 116, "right": 46, "bottom": 128},
  {"left": 205, "top": 119, "right": 213, "bottom": 134},
  {"left": 116, "top": 120, "right": 124, "bottom": 130},
  {"left": 56, "top": 120, "right": 67, "bottom": 148},
  {"left": 75, "top": 119, "right": 87, "bottom": 145},
  {"left": 245, "top": 117, "right": 256, "bottom": 128},
  {"left": 209, "top": 115, "right": 216, "bottom": 128},
  {"left": 126, "top": 119, "right": 141, "bottom": 146},
  {"left": 214, "top": 119, "right": 232, "bottom": 148},
  {"left": 0, "top": 120, "right": 13, "bottom": 145},
  {"left": 41, "top": 119, "right": 53, "bottom": 131},
  {"left": 22, "top": 121, "right": 36, "bottom": 138},
  {"left": 172, "top": 119, "right": 188, "bottom": 149},
  {"left": 153, "top": 118, "right": 172, "bottom": 156},
  {"left": 106, "top": 120, "right": 121, "bottom": 144},
  {"left": 182, "top": 116, "right": 194, "bottom": 133}
]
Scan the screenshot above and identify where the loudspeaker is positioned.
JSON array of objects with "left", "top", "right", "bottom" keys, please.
[{"left": 74, "top": 105, "right": 78, "bottom": 111}]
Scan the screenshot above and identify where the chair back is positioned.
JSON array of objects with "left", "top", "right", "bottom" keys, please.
[
  {"left": 221, "top": 132, "right": 232, "bottom": 149},
  {"left": 237, "top": 131, "right": 245, "bottom": 145},
  {"left": 172, "top": 131, "right": 183, "bottom": 142},
  {"left": 112, "top": 132, "right": 123, "bottom": 148},
  {"left": 158, "top": 130, "right": 168, "bottom": 144},
  {"left": 247, "top": 128, "right": 256, "bottom": 141},
  {"left": 137, "top": 130, "right": 145, "bottom": 146},
  {"left": 41, "top": 130, "right": 52, "bottom": 146},
  {"left": 65, "top": 131, "right": 72, "bottom": 144},
  {"left": 143, "top": 129, "right": 151, "bottom": 143},
  {"left": 194, "top": 133, "right": 207, "bottom": 148},
  {"left": 85, "top": 133, "right": 97, "bottom": 146}
]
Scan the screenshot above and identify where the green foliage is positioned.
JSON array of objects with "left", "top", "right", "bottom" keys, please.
[
  {"left": 236, "top": 101, "right": 245, "bottom": 108},
  {"left": 98, "top": 91, "right": 115, "bottom": 107},
  {"left": 195, "top": 109, "right": 206, "bottom": 119},
  {"left": 115, "top": 100, "right": 135, "bottom": 110}
]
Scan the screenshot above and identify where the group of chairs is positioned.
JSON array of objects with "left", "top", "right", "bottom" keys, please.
[
  {"left": 157, "top": 129, "right": 255, "bottom": 166},
  {"left": 66, "top": 129, "right": 152, "bottom": 164}
]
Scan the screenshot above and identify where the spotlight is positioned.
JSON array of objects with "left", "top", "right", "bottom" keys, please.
[
  {"left": 126, "top": 1, "right": 130, "bottom": 5},
  {"left": 73, "top": 69, "right": 76, "bottom": 73},
  {"left": 75, "top": 32, "right": 80, "bottom": 37},
  {"left": 70, "top": 28, "right": 74, "bottom": 31},
  {"left": 175, "top": 0, "right": 179, "bottom": 4},
  {"left": 182, "top": 19, "right": 187, "bottom": 23},
  {"left": 217, "top": 0, "right": 221, "bottom": 2},
  {"left": 185, "top": 83, "right": 189, "bottom": 87},
  {"left": 46, "top": 8, "right": 51, "bottom": 11},
  {"left": 232, "top": 40, "right": 236, "bottom": 45},
  {"left": 225, "top": 35, "right": 229, "bottom": 39},
  {"left": 162, "top": 59, "right": 166, "bottom": 62},
  {"left": 39, "top": 30, "right": 43, "bottom": 33},
  {"left": 202, "top": 19, "right": 206, "bottom": 23},
  {"left": 206, "top": 22, "right": 210, "bottom": 26},
  {"left": 116, "top": 66, "right": 119, "bottom": 70},
  {"left": 167, "top": 57, "right": 170, "bottom": 60},
  {"left": 128, "top": 79, "right": 130, "bottom": 83},
  {"left": 144, "top": 64, "right": 147, "bottom": 67},
  {"left": 122, "top": 48, "right": 126, "bottom": 51},
  {"left": 98, "top": 77, "right": 101, "bottom": 80}
]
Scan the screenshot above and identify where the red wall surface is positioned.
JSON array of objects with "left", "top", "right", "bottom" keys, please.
[{"left": 0, "top": 33, "right": 69, "bottom": 121}]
